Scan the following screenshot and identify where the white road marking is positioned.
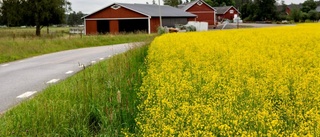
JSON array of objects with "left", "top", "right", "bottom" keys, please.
[
  {"left": 65, "top": 71, "right": 74, "bottom": 74},
  {"left": 46, "top": 79, "right": 60, "bottom": 84},
  {"left": 99, "top": 58, "right": 104, "bottom": 60},
  {"left": 17, "top": 91, "right": 37, "bottom": 98},
  {"left": 19, "top": 60, "right": 24, "bottom": 63},
  {"left": 1, "top": 64, "right": 9, "bottom": 67}
]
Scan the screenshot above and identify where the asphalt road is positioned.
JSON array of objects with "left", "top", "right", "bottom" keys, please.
[{"left": 0, "top": 43, "right": 140, "bottom": 114}]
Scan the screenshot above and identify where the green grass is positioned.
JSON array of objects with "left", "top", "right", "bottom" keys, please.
[
  {"left": 0, "top": 27, "right": 69, "bottom": 38},
  {"left": 0, "top": 43, "right": 149, "bottom": 136},
  {"left": 0, "top": 33, "right": 155, "bottom": 63}
]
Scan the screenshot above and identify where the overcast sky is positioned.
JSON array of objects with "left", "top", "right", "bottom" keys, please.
[{"left": 69, "top": 0, "right": 307, "bottom": 14}]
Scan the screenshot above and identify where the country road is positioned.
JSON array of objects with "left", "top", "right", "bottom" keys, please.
[{"left": 0, "top": 43, "right": 140, "bottom": 113}]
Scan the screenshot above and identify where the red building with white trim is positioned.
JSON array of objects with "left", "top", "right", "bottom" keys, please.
[
  {"left": 179, "top": 0, "right": 217, "bottom": 26},
  {"left": 82, "top": 3, "right": 196, "bottom": 35}
]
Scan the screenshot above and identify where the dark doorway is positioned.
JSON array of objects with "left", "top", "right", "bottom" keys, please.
[
  {"left": 97, "top": 20, "right": 110, "bottom": 34},
  {"left": 119, "top": 19, "right": 148, "bottom": 33}
]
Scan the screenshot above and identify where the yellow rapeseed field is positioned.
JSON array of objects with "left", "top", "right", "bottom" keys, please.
[{"left": 135, "top": 23, "right": 320, "bottom": 136}]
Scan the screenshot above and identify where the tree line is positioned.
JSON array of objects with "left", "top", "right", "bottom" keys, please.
[
  {"left": 164, "top": 0, "right": 320, "bottom": 22},
  {"left": 0, "top": 0, "right": 84, "bottom": 36}
]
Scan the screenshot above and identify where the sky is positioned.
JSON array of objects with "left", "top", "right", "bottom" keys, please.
[{"left": 69, "top": 0, "right": 308, "bottom": 14}]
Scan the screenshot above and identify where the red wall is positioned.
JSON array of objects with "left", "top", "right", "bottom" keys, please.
[
  {"left": 86, "top": 20, "right": 97, "bottom": 35},
  {"left": 186, "top": 2, "right": 215, "bottom": 25},
  {"left": 86, "top": 5, "right": 146, "bottom": 18},
  {"left": 150, "top": 18, "right": 160, "bottom": 33},
  {"left": 286, "top": 7, "right": 291, "bottom": 15},
  {"left": 218, "top": 7, "right": 239, "bottom": 20},
  {"left": 109, "top": 20, "right": 119, "bottom": 34},
  {"left": 85, "top": 4, "right": 147, "bottom": 34}
]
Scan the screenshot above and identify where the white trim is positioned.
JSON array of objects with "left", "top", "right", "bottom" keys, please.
[
  {"left": 214, "top": 11, "right": 217, "bottom": 26},
  {"left": 84, "top": 19, "right": 86, "bottom": 35},
  {"left": 183, "top": 0, "right": 216, "bottom": 12},
  {"left": 82, "top": 3, "right": 150, "bottom": 19},
  {"left": 222, "top": 6, "right": 241, "bottom": 15},
  {"left": 190, "top": 11, "right": 215, "bottom": 13},
  {"left": 148, "top": 17, "right": 151, "bottom": 34},
  {"left": 111, "top": 5, "right": 121, "bottom": 10},
  {"left": 85, "top": 17, "right": 148, "bottom": 21},
  {"left": 197, "top": 1, "right": 203, "bottom": 6}
]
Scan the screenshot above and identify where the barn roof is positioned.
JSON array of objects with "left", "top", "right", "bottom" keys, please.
[
  {"left": 83, "top": 3, "right": 196, "bottom": 19},
  {"left": 213, "top": 6, "right": 240, "bottom": 14},
  {"left": 178, "top": 0, "right": 216, "bottom": 11}
]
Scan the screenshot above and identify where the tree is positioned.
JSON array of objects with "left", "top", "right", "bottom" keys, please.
[
  {"left": 240, "top": 2, "right": 258, "bottom": 21},
  {"left": 1, "top": 0, "right": 25, "bottom": 26},
  {"left": 163, "top": 0, "right": 182, "bottom": 7},
  {"left": 254, "top": 0, "right": 277, "bottom": 20},
  {"left": 301, "top": 0, "right": 317, "bottom": 13},
  {"left": 152, "top": 0, "right": 156, "bottom": 4},
  {"left": 211, "top": 0, "right": 235, "bottom": 7},
  {"left": 290, "top": 8, "right": 302, "bottom": 22},
  {"left": 67, "top": 11, "right": 86, "bottom": 26},
  {"left": 25, "top": 0, "right": 71, "bottom": 36},
  {"left": 300, "top": 12, "right": 309, "bottom": 22},
  {"left": 234, "top": 0, "right": 251, "bottom": 9},
  {"left": 0, "top": 0, "right": 70, "bottom": 36},
  {"left": 308, "top": 10, "right": 319, "bottom": 21}
]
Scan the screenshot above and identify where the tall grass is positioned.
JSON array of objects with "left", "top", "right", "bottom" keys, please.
[
  {"left": 0, "top": 43, "right": 149, "bottom": 136},
  {"left": 0, "top": 33, "right": 155, "bottom": 63},
  {"left": 0, "top": 27, "right": 69, "bottom": 38}
]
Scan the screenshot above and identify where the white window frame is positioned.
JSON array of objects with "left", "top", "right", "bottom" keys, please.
[{"left": 111, "top": 5, "right": 121, "bottom": 10}]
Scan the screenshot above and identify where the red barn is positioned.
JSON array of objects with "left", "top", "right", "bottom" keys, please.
[
  {"left": 179, "top": 0, "right": 217, "bottom": 26},
  {"left": 214, "top": 6, "right": 240, "bottom": 21},
  {"left": 83, "top": 3, "right": 196, "bottom": 35}
]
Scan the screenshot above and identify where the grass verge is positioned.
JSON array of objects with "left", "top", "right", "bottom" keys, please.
[
  {"left": 0, "top": 43, "right": 149, "bottom": 136},
  {"left": 0, "top": 33, "right": 155, "bottom": 64}
]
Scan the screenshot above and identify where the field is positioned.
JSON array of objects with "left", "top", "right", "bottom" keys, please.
[
  {"left": 1, "top": 24, "right": 320, "bottom": 136},
  {"left": 135, "top": 23, "right": 320, "bottom": 136},
  {"left": 0, "top": 27, "right": 154, "bottom": 63}
]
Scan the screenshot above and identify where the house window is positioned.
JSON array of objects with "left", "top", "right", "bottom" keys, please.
[
  {"left": 230, "top": 10, "right": 234, "bottom": 14},
  {"left": 111, "top": 5, "right": 121, "bottom": 10},
  {"left": 197, "top": 1, "right": 203, "bottom": 6}
]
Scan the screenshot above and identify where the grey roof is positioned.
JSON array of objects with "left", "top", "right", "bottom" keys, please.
[
  {"left": 179, "top": 0, "right": 198, "bottom": 11},
  {"left": 213, "top": 6, "right": 240, "bottom": 14},
  {"left": 316, "top": 6, "right": 320, "bottom": 12},
  {"left": 178, "top": 0, "right": 216, "bottom": 11},
  {"left": 83, "top": 3, "right": 196, "bottom": 19}
]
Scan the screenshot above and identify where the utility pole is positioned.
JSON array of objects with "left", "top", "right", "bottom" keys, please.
[{"left": 158, "top": 0, "right": 162, "bottom": 27}]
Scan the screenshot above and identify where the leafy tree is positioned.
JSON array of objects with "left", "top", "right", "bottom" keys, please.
[
  {"left": 234, "top": 0, "right": 251, "bottom": 9},
  {"left": 25, "top": 0, "right": 71, "bottom": 36},
  {"left": 211, "top": 0, "right": 235, "bottom": 6},
  {"left": 300, "top": 12, "right": 309, "bottom": 22},
  {"left": 0, "top": 0, "right": 71, "bottom": 36},
  {"left": 290, "top": 8, "right": 302, "bottom": 22},
  {"left": 1, "top": 0, "right": 25, "bottom": 26},
  {"left": 308, "top": 10, "right": 319, "bottom": 21},
  {"left": 255, "top": 0, "right": 277, "bottom": 20},
  {"left": 240, "top": 1, "right": 258, "bottom": 21},
  {"left": 301, "top": 0, "right": 317, "bottom": 13},
  {"left": 67, "top": 11, "right": 86, "bottom": 26},
  {"left": 163, "top": 0, "right": 182, "bottom": 7}
]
